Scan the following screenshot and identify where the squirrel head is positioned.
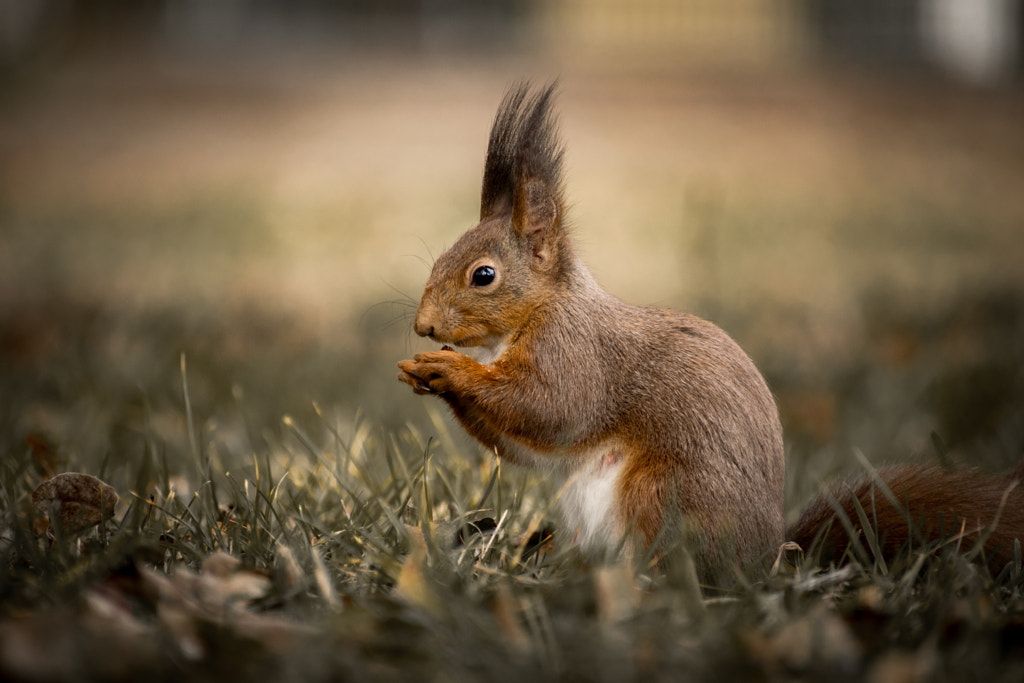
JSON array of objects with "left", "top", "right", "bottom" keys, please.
[{"left": 414, "top": 83, "right": 572, "bottom": 351}]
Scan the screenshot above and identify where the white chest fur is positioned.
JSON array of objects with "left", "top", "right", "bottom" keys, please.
[
  {"left": 464, "top": 339, "right": 509, "bottom": 365},
  {"left": 552, "top": 447, "right": 626, "bottom": 559},
  {"left": 494, "top": 437, "right": 625, "bottom": 557}
]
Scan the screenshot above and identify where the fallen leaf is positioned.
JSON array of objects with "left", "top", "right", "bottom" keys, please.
[
  {"left": 32, "top": 472, "right": 119, "bottom": 535},
  {"left": 749, "top": 604, "right": 863, "bottom": 673},
  {"left": 202, "top": 550, "right": 241, "bottom": 578},
  {"left": 867, "top": 647, "right": 936, "bottom": 683}
]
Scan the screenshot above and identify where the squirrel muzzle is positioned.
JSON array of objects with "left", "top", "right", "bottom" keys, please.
[
  {"left": 413, "top": 290, "right": 446, "bottom": 342},
  {"left": 413, "top": 308, "right": 437, "bottom": 340}
]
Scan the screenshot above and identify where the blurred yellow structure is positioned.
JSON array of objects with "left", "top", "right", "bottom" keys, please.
[{"left": 540, "top": 0, "right": 805, "bottom": 68}]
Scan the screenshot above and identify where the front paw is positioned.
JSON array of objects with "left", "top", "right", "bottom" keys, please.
[
  {"left": 397, "top": 360, "right": 435, "bottom": 395},
  {"left": 397, "top": 350, "right": 467, "bottom": 395}
]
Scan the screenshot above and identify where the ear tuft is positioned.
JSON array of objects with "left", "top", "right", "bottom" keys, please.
[{"left": 479, "top": 82, "right": 565, "bottom": 235}]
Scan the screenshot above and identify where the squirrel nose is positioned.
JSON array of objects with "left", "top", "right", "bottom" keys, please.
[
  {"left": 413, "top": 315, "right": 434, "bottom": 339},
  {"left": 413, "top": 295, "right": 438, "bottom": 338}
]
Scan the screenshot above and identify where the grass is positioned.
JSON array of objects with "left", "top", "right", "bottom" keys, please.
[
  {"left": 2, "top": 314, "right": 1024, "bottom": 681},
  {"left": 2, "top": 55, "right": 1024, "bottom": 680},
  {"left": 2, "top": 186, "right": 1024, "bottom": 683}
]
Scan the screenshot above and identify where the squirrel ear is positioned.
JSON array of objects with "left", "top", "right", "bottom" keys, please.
[
  {"left": 480, "top": 82, "right": 565, "bottom": 268},
  {"left": 513, "top": 178, "right": 559, "bottom": 267}
]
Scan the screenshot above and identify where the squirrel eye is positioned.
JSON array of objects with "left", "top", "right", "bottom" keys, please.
[{"left": 471, "top": 265, "right": 496, "bottom": 287}]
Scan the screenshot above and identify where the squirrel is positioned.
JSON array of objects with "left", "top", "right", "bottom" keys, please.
[{"left": 397, "top": 83, "right": 1023, "bottom": 584}]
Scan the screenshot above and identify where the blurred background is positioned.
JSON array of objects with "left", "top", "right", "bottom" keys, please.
[{"left": 1, "top": 0, "right": 1022, "bottom": 507}]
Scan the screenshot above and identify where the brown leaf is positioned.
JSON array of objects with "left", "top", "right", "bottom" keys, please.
[
  {"left": 867, "top": 648, "right": 937, "bottom": 683},
  {"left": 32, "top": 472, "right": 119, "bottom": 535},
  {"left": 770, "top": 605, "right": 862, "bottom": 670},
  {"left": 200, "top": 552, "right": 272, "bottom": 607},
  {"left": 202, "top": 550, "right": 241, "bottom": 578}
]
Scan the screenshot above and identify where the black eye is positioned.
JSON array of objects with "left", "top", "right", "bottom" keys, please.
[{"left": 471, "top": 265, "right": 496, "bottom": 287}]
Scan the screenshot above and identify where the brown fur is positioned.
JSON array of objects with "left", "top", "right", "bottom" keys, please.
[
  {"left": 398, "top": 83, "right": 784, "bottom": 582},
  {"left": 397, "top": 83, "right": 1023, "bottom": 583},
  {"left": 790, "top": 464, "right": 1024, "bottom": 571}
]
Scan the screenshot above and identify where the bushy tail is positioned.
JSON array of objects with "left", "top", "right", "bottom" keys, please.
[{"left": 788, "top": 462, "right": 1024, "bottom": 572}]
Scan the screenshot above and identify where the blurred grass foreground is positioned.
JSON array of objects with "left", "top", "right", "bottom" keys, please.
[{"left": 2, "top": 1, "right": 1024, "bottom": 681}]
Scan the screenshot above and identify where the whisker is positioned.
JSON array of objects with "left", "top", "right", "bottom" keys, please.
[
  {"left": 361, "top": 298, "right": 417, "bottom": 330},
  {"left": 381, "top": 280, "right": 419, "bottom": 306},
  {"left": 415, "top": 236, "right": 436, "bottom": 266},
  {"left": 382, "top": 311, "right": 415, "bottom": 332}
]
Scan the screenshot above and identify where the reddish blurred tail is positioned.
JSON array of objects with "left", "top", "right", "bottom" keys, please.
[{"left": 789, "top": 462, "right": 1024, "bottom": 571}]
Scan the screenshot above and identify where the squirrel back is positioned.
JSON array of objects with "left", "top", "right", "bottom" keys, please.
[{"left": 397, "top": 83, "right": 1023, "bottom": 583}]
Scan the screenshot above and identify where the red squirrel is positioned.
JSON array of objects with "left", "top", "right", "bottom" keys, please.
[{"left": 397, "top": 83, "right": 1023, "bottom": 583}]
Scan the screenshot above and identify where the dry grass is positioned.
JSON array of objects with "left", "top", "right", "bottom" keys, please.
[{"left": 2, "top": 51, "right": 1024, "bottom": 680}]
